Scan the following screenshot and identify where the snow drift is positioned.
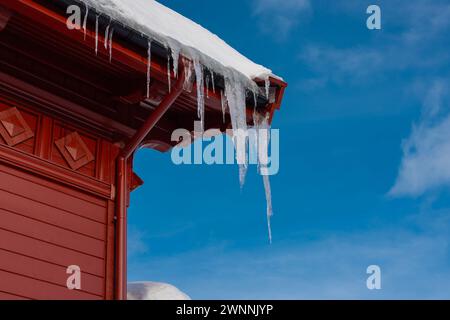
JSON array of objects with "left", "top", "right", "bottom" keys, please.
[{"left": 128, "top": 282, "right": 191, "bottom": 300}]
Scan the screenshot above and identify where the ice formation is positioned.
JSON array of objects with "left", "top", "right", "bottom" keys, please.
[
  {"left": 82, "top": 3, "right": 89, "bottom": 40},
  {"left": 211, "top": 70, "right": 216, "bottom": 93},
  {"left": 78, "top": 0, "right": 278, "bottom": 242},
  {"left": 205, "top": 74, "right": 210, "bottom": 99},
  {"left": 253, "top": 113, "right": 274, "bottom": 244},
  {"left": 171, "top": 47, "right": 180, "bottom": 79},
  {"left": 224, "top": 73, "right": 250, "bottom": 188},
  {"left": 194, "top": 59, "right": 205, "bottom": 132},
  {"left": 94, "top": 14, "right": 99, "bottom": 55},
  {"left": 220, "top": 90, "right": 227, "bottom": 123},
  {"left": 108, "top": 28, "right": 114, "bottom": 62},
  {"left": 167, "top": 51, "right": 171, "bottom": 93},
  {"left": 146, "top": 40, "right": 152, "bottom": 99},
  {"left": 104, "top": 22, "right": 110, "bottom": 49},
  {"left": 264, "top": 77, "right": 271, "bottom": 99}
]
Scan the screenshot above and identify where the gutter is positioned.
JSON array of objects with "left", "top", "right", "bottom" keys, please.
[{"left": 115, "top": 60, "right": 186, "bottom": 300}]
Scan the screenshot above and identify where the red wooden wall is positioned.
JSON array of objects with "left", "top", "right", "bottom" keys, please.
[{"left": 0, "top": 98, "right": 118, "bottom": 299}]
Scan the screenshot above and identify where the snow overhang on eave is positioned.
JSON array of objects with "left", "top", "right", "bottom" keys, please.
[{"left": 1, "top": 0, "right": 287, "bottom": 125}]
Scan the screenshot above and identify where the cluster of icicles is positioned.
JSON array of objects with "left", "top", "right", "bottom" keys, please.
[{"left": 82, "top": 4, "right": 274, "bottom": 243}]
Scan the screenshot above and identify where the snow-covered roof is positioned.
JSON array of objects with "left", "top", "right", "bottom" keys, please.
[{"left": 80, "top": 0, "right": 275, "bottom": 82}]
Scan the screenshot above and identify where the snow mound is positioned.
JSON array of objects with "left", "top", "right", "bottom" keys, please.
[{"left": 127, "top": 282, "right": 191, "bottom": 300}]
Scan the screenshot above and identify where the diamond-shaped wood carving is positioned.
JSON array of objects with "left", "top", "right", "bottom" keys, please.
[
  {"left": 55, "top": 132, "right": 94, "bottom": 170},
  {"left": 0, "top": 107, "right": 34, "bottom": 146}
]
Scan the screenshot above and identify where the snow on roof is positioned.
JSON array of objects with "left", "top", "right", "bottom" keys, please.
[{"left": 80, "top": 0, "right": 275, "bottom": 82}]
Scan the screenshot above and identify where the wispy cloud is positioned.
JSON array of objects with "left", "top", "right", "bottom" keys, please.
[
  {"left": 390, "top": 80, "right": 450, "bottom": 197},
  {"left": 252, "top": 0, "right": 311, "bottom": 39},
  {"left": 298, "top": 1, "right": 450, "bottom": 89},
  {"left": 299, "top": 46, "right": 384, "bottom": 86}
]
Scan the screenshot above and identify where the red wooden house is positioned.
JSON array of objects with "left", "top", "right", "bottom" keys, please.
[{"left": 0, "top": 0, "right": 286, "bottom": 300}]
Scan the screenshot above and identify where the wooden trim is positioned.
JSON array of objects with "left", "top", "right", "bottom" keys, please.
[
  {"left": 0, "top": 71, "right": 135, "bottom": 140},
  {"left": 0, "top": 143, "right": 113, "bottom": 199}
]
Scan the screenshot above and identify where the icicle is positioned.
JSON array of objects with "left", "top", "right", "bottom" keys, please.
[
  {"left": 104, "top": 23, "right": 111, "bottom": 49},
  {"left": 183, "top": 60, "right": 194, "bottom": 92},
  {"left": 109, "top": 28, "right": 114, "bottom": 62},
  {"left": 263, "top": 175, "right": 273, "bottom": 244},
  {"left": 264, "top": 77, "right": 270, "bottom": 99},
  {"left": 194, "top": 59, "right": 205, "bottom": 132},
  {"left": 146, "top": 40, "right": 152, "bottom": 99},
  {"left": 82, "top": 3, "right": 89, "bottom": 40},
  {"left": 167, "top": 52, "right": 172, "bottom": 93},
  {"left": 253, "top": 91, "right": 258, "bottom": 111},
  {"left": 254, "top": 112, "right": 274, "bottom": 244},
  {"left": 170, "top": 47, "right": 180, "bottom": 78},
  {"left": 224, "top": 74, "right": 248, "bottom": 188},
  {"left": 211, "top": 71, "right": 216, "bottom": 93},
  {"left": 205, "top": 74, "right": 210, "bottom": 99},
  {"left": 95, "top": 14, "right": 99, "bottom": 55},
  {"left": 220, "top": 90, "right": 227, "bottom": 123}
]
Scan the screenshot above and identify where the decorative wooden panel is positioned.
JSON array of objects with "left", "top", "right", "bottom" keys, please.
[
  {"left": 0, "top": 107, "right": 34, "bottom": 147},
  {"left": 55, "top": 131, "right": 95, "bottom": 171}
]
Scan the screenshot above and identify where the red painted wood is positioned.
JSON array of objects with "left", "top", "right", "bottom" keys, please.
[
  {"left": 0, "top": 291, "right": 29, "bottom": 300},
  {"left": 0, "top": 209, "right": 105, "bottom": 258},
  {"left": 0, "top": 191, "right": 106, "bottom": 240},
  {"left": 0, "top": 270, "right": 101, "bottom": 300},
  {"left": 0, "top": 249, "right": 104, "bottom": 296},
  {"left": 0, "top": 229, "right": 105, "bottom": 277}
]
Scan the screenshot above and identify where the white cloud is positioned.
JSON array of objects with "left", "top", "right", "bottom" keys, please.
[
  {"left": 298, "top": 1, "right": 450, "bottom": 89},
  {"left": 252, "top": 0, "right": 310, "bottom": 38},
  {"left": 300, "top": 46, "right": 384, "bottom": 84},
  {"left": 390, "top": 81, "right": 450, "bottom": 197}
]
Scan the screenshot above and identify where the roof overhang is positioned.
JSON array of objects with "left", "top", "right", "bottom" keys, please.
[{"left": 0, "top": 0, "right": 287, "bottom": 151}]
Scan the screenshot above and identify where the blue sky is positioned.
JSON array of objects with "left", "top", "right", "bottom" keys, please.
[{"left": 127, "top": 0, "right": 450, "bottom": 299}]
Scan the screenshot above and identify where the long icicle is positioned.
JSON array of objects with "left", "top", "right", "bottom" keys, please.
[
  {"left": 221, "top": 90, "right": 226, "bottom": 123},
  {"left": 95, "top": 14, "right": 99, "bottom": 55},
  {"left": 167, "top": 52, "right": 171, "bottom": 93},
  {"left": 194, "top": 59, "right": 205, "bottom": 132},
  {"left": 104, "top": 22, "right": 110, "bottom": 49},
  {"left": 205, "top": 74, "right": 210, "bottom": 99},
  {"left": 109, "top": 28, "right": 114, "bottom": 62},
  {"left": 224, "top": 75, "right": 248, "bottom": 188},
  {"left": 82, "top": 3, "right": 89, "bottom": 40},
  {"left": 171, "top": 46, "right": 180, "bottom": 78},
  {"left": 211, "top": 71, "right": 216, "bottom": 93},
  {"left": 255, "top": 112, "right": 274, "bottom": 244},
  {"left": 146, "top": 40, "right": 152, "bottom": 99},
  {"left": 265, "top": 77, "right": 270, "bottom": 99},
  {"left": 263, "top": 175, "right": 273, "bottom": 244}
]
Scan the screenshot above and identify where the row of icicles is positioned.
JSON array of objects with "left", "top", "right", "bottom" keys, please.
[{"left": 80, "top": 2, "right": 274, "bottom": 243}]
